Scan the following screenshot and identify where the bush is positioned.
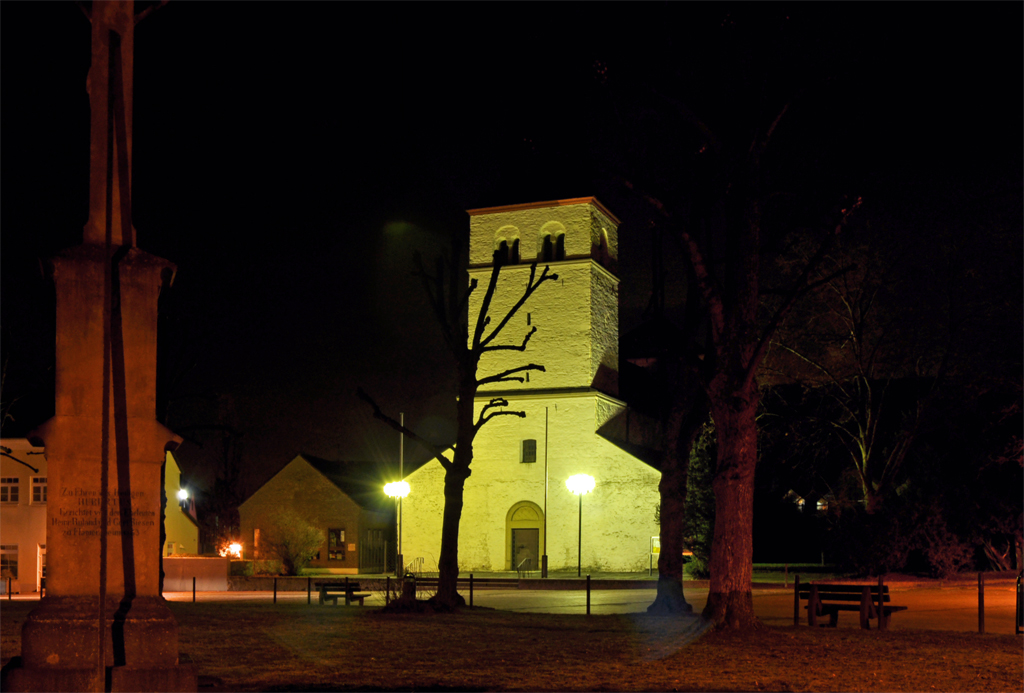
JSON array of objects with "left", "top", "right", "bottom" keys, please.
[
  {"left": 828, "top": 505, "right": 916, "bottom": 575},
  {"left": 261, "top": 511, "right": 324, "bottom": 575},
  {"left": 913, "top": 508, "right": 975, "bottom": 578},
  {"left": 230, "top": 560, "right": 254, "bottom": 577},
  {"left": 253, "top": 559, "right": 283, "bottom": 576},
  {"left": 828, "top": 498, "right": 977, "bottom": 578},
  {"left": 684, "top": 423, "right": 716, "bottom": 579}
]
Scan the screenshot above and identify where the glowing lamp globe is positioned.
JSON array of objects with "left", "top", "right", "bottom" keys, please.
[
  {"left": 565, "top": 474, "right": 595, "bottom": 495},
  {"left": 384, "top": 481, "right": 411, "bottom": 499},
  {"left": 177, "top": 488, "right": 188, "bottom": 501}
]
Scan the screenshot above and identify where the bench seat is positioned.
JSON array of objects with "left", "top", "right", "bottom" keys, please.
[
  {"left": 316, "top": 581, "right": 371, "bottom": 606},
  {"left": 795, "top": 579, "right": 908, "bottom": 629}
]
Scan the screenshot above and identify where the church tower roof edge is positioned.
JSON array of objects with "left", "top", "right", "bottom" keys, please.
[{"left": 466, "top": 197, "right": 620, "bottom": 226}]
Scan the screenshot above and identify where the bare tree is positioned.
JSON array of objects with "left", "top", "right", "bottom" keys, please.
[
  {"left": 766, "top": 235, "right": 953, "bottom": 514},
  {"left": 359, "top": 241, "right": 557, "bottom": 609}
]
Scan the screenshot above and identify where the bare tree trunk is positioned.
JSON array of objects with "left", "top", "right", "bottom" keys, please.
[
  {"left": 435, "top": 464, "right": 469, "bottom": 608},
  {"left": 433, "top": 371, "right": 476, "bottom": 609},
  {"left": 648, "top": 373, "right": 707, "bottom": 615},
  {"left": 701, "top": 379, "right": 761, "bottom": 629}
]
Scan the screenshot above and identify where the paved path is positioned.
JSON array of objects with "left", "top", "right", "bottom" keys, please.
[
  {"left": 7, "top": 579, "right": 1015, "bottom": 635},
  {"left": 152, "top": 580, "right": 1022, "bottom": 635}
]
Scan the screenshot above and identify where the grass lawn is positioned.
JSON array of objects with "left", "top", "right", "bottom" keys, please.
[{"left": 2, "top": 600, "right": 1021, "bottom": 691}]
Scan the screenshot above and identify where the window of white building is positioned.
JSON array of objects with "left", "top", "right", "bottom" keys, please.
[
  {"left": 31, "top": 477, "right": 46, "bottom": 504},
  {"left": 521, "top": 440, "right": 537, "bottom": 464},
  {"left": 1, "top": 545, "right": 18, "bottom": 579},
  {"left": 0, "top": 478, "right": 19, "bottom": 503}
]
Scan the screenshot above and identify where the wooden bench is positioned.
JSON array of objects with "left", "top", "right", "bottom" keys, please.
[
  {"left": 794, "top": 576, "right": 907, "bottom": 629},
  {"left": 316, "top": 580, "right": 371, "bottom": 606}
]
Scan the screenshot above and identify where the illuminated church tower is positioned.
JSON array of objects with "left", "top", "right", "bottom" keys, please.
[
  {"left": 468, "top": 198, "right": 621, "bottom": 397},
  {"left": 403, "top": 198, "right": 661, "bottom": 574}
]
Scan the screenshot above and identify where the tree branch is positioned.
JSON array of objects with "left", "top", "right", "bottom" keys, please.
[
  {"left": 468, "top": 251, "right": 506, "bottom": 352},
  {"left": 742, "top": 197, "right": 863, "bottom": 391},
  {"left": 134, "top": 0, "right": 170, "bottom": 25},
  {"left": 414, "top": 253, "right": 456, "bottom": 352},
  {"left": 479, "top": 263, "right": 557, "bottom": 349},
  {"left": 482, "top": 326, "right": 537, "bottom": 353},
  {"left": 0, "top": 450, "right": 39, "bottom": 474},
  {"left": 474, "top": 397, "right": 527, "bottom": 433},
  {"left": 355, "top": 387, "right": 453, "bottom": 471},
  {"left": 679, "top": 225, "right": 725, "bottom": 344},
  {"left": 477, "top": 364, "right": 546, "bottom": 387}
]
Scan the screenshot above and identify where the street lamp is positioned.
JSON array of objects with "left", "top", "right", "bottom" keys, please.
[
  {"left": 384, "top": 481, "right": 410, "bottom": 576},
  {"left": 565, "top": 474, "right": 595, "bottom": 577}
]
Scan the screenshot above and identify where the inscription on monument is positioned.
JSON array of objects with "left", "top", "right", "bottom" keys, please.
[{"left": 52, "top": 488, "right": 155, "bottom": 537}]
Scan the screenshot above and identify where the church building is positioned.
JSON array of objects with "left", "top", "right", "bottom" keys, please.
[{"left": 401, "top": 198, "right": 661, "bottom": 574}]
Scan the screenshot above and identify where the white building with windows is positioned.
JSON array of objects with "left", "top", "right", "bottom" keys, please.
[
  {"left": 0, "top": 438, "right": 48, "bottom": 593},
  {"left": 0, "top": 438, "right": 198, "bottom": 593},
  {"left": 401, "top": 199, "right": 662, "bottom": 574}
]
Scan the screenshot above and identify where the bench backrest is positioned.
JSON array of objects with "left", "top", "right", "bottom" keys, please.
[
  {"left": 316, "top": 582, "right": 362, "bottom": 591},
  {"left": 798, "top": 584, "right": 891, "bottom": 602}
]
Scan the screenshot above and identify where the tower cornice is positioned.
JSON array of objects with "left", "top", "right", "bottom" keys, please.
[{"left": 467, "top": 197, "right": 621, "bottom": 226}]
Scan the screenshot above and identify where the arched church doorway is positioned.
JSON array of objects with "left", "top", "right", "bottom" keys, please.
[{"left": 505, "top": 501, "right": 544, "bottom": 572}]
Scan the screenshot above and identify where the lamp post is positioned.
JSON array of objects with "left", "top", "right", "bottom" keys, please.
[
  {"left": 565, "top": 474, "right": 595, "bottom": 577},
  {"left": 383, "top": 481, "right": 410, "bottom": 576}
]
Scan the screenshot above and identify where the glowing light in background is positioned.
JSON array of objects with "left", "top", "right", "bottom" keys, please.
[
  {"left": 384, "top": 481, "right": 410, "bottom": 499},
  {"left": 218, "top": 542, "right": 243, "bottom": 559},
  {"left": 565, "top": 474, "right": 595, "bottom": 495}
]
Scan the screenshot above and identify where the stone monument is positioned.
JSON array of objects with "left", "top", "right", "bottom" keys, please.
[{"left": 1, "top": 2, "right": 196, "bottom": 691}]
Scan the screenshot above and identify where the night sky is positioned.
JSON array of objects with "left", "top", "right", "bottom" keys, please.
[{"left": 2, "top": 2, "right": 1021, "bottom": 499}]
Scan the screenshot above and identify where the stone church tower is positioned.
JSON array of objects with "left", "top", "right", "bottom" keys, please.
[{"left": 403, "top": 198, "right": 661, "bottom": 574}]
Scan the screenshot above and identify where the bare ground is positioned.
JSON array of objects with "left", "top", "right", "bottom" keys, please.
[{"left": 2, "top": 600, "right": 1021, "bottom": 691}]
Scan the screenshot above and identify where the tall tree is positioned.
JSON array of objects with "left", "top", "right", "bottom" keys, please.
[
  {"left": 765, "top": 232, "right": 953, "bottom": 514},
  {"left": 627, "top": 113, "right": 861, "bottom": 627},
  {"left": 682, "top": 173, "right": 860, "bottom": 628},
  {"left": 359, "top": 240, "right": 556, "bottom": 608},
  {"left": 581, "top": 9, "right": 864, "bottom": 625}
]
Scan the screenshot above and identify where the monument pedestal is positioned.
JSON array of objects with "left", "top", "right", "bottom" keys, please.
[{"left": 5, "top": 597, "right": 195, "bottom": 692}]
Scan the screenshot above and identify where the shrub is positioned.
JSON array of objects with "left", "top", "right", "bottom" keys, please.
[
  {"left": 913, "top": 508, "right": 975, "bottom": 578},
  {"left": 261, "top": 511, "right": 324, "bottom": 575},
  {"left": 827, "top": 504, "right": 915, "bottom": 575},
  {"left": 230, "top": 560, "right": 254, "bottom": 577},
  {"left": 684, "top": 423, "right": 716, "bottom": 579}
]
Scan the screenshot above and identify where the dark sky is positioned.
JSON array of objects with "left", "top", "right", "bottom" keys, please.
[{"left": 2, "top": 2, "right": 1021, "bottom": 498}]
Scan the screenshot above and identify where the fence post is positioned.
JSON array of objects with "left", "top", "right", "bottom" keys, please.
[
  {"left": 1016, "top": 571, "right": 1022, "bottom": 636},
  {"left": 586, "top": 574, "right": 591, "bottom": 616},
  {"left": 307, "top": 576, "right": 311, "bottom": 605},
  {"left": 273, "top": 577, "right": 278, "bottom": 604},
  {"left": 978, "top": 572, "right": 985, "bottom": 634},
  {"left": 793, "top": 575, "right": 800, "bottom": 626},
  {"left": 877, "top": 575, "right": 886, "bottom": 631},
  {"left": 7, "top": 576, "right": 11, "bottom": 600},
  {"left": 386, "top": 575, "right": 391, "bottom": 606},
  {"left": 192, "top": 576, "right": 196, "bottom": 603},
  {"left": 808, "top": 584, "right": 818, "bottom": 627},
  {"left": 470, "top": 573, "right": 474, "bottom": 609},
  {"left": 784, "top": 563, "right": 789, "bottom": 588}
]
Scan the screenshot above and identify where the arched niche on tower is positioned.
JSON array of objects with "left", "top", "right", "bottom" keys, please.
[
  {"left": 538, "top": 221, "right": 567, "bottom": 262},
  {"left": 494, "top": 225, "right": 520, "bottom": 265}
]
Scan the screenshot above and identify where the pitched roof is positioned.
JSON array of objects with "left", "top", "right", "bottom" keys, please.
[{"left": 298, "top": 453, "right": 391, "bottom": 513}]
